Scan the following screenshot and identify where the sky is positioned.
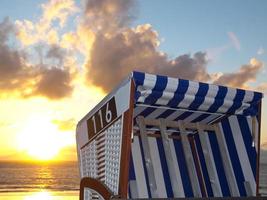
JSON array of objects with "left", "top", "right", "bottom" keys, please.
[{"left": 0, "top": 0, "right": 266, "bottom": 161}]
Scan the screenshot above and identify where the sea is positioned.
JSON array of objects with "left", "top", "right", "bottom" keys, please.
[
  {"left": 0, "top": 161, "right": 80, "bottom": 193},
  {"left": 0, "top": 161, "right": 266, "bottom": 198}
]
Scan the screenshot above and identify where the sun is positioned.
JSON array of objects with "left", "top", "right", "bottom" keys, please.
[{"left": 16, "top": 116, "right": 68, "bottom": 161}]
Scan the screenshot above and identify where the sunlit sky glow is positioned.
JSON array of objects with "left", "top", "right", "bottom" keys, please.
[{"left": 0, "top": 0, "right": 266, "bottom": 161}]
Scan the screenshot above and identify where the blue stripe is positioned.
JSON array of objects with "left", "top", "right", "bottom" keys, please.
[
  {"left": 129, "top": 153, "right": 136, "bottom": 180},
  {"left": 227, "top": 89, "right": 245, "bottom": 114},
  {"left": 237, "top": 116, "right": 257, "bottom": 179},
  {"left": 128, "top": 184, "right": 132, "bottom": 199},
  {"left": 173, "top": 138, "right": 194, "bottom": 197},
  {"left": 195, "top": 134, "right": 214, "bottom": 197},
  {"left": 139, "top": 107, "right": 157, "bottom": 118},
  {"left": 192, "top": 113, "right": 210, "bottom": 123},
  {"left": 156, "top": 138, "right": 174, "bottom": 197},
  {"left": 221, "top": 119, "right": 247, "bottom": 196},
  {"left": 167, "top": 79, "right": 189, "bottom": 107},
  {"left": 175, "top": 111, "right": 193, "bottom": 121},
  {"left": 128, "top": 154, "right": 135, "bottom": 198},
  {"left": 189, "top": 83, "right": 209, "bottom": 110},
  {"left": 138, "top": 135, "right": 152, "bottom": 198},
  {"left": 157, "top": 109, "right": 175, "bottom": 119},
  {"left": 133, "top": 71, "right": 145, "bottom": 101},
  {"left": 207, "top": 86, "right": 228, "bottom": 113},
  {"left": 208, "top": 131, "right": 230, "bottom": 196},
  {"left": 144, "top": 75, "right": 168, "bottom": 105}
]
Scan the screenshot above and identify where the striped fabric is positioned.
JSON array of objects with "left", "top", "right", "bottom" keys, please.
[
  {"left": 128, "top": 71, "right": 263, "bottom": 198},
  {"left": 132, "top": 71, "right": 262, "bottom": 116}
]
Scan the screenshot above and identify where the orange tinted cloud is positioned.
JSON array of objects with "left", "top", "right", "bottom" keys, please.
[
  {"left": 82, "top": 0, "right": 210, "bottom": 92},
  {"left": 15, "top": 0, "right": 78, "bottom": 46},
  {"left": 0, "top": 18, "right": 74, "bottom": 99},
  {"left": 213, "top": 58, "right": 263, "bottom": 89}
]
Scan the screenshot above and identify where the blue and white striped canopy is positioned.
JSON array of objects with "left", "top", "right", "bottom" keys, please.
[{"left": 132, "top": 71, "right": 262, "bottom": 118}]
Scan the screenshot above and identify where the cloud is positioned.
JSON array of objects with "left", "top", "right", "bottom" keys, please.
[
  {"left": 257, "top": 47, "right": 265, "bottom": 55},
  {"left": 84, "top": 0, "right": 136, "bottom": 33},
  {"left": 0, "top": 18, "right": 74, "bottom": 99},
  {"left": 41, "top": 0, "right": 78, "bottom": 28},
  {"left": 206, "top": 44, "right": 231, "bottom": 61},
  {"left": 52, "top": 118, "right": 76, "bottom": 131},
  {"left": 46, "top": 44, "right": 66, "bottom": 66},
  {"left": 1, "top": 0, "right": 266, "bottom": 100},
  {"left": 86, "top": 24, "right": 210, "bottom": 92},
  {"left": 31, "top": 66, "right": 73, "bottom": 99},
  {"left": 15, "top": 0, "right": 78, "bottom": 46},
  {"left": 83, "top": 0, "right": 210, "bottom": 92},
  {"left": 213, "top": 58, "right": 263, "bottom": 89},
  {"left": 255, "top": 83, "right": 267, "bottom": 94},
  {"left": 227, "top": 31, "right": 241, "bottom": 51}
]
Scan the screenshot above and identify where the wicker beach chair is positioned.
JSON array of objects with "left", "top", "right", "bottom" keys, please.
[{"left": 76, "top": 71, "right": 263, "bottom": 199}]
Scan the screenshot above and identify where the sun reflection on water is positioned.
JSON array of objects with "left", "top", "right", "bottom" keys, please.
[
  {"left": 21, "top": 190, "right": 78, "bottom": 200},
  {"left": 24, "top": 191, "right": 53, "bottom": 200}
]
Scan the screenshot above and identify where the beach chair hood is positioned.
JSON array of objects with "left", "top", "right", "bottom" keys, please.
[{"left": 76, "top": 71, "right": 263, "bottom": 199}]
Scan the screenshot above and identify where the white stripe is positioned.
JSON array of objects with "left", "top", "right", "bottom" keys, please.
[
  {"left": 247, "top": 116, "right": 258, "bottom": 151},
  {"left": 183, "top": 112, "right": 202, "bottom": 122},
  {"left": 155, "top": 77, "right": 179, "bottom": 105},
  {"left": 134, "top": 106, "right": 146, "bottom": 117},
  {"left": 201, "top": 115, "right": 219, "bottom": 124},
  {"left": 199, "top": 133, "right": 223, "bottom": 197},
  {"left": 129, "top": 180, "right": 138, "bottom": 198},
  {"left": 235, "top": 90, "right": 254, "bottom": 114},
  {"left": 247, "top": 117, "right": 252, "bottom": 136},
  {"left": 215, "top": 123, "right": 240, "bottom": 196},
  {"left": 165, "top": 110, "right": 184, "bottom": 121},
  {"left": 132, "top": 136, "right": 149, "bottom": 198},
  {"left": 159, "top": 120, "right": 185, "bottom": 197},
  {"left": 180, "top": 134, "right": 202, "bottom": 197},
  {"left": 178, "top": 81, "right": 199, "bottom": 109},
  {"left": 253, "top": 117, "right": 259, "bottom": 153},
  {"left": 137, "top": 74, "right": 157, "bottom": 103},
  {"left": 145, "top": 108, "right": 167, "bottom": 119},
  {"left": 229, "top": 116, "right": 256, "bottom": 195},
  {"left": 217, "top": 89, "right": 237, "bottom": 113},
  {"left": 148, "top": 136, "right": 167, "bottom": 197},
  {"left": 198, "top": 84, "right": 219, "bottom": 112}
]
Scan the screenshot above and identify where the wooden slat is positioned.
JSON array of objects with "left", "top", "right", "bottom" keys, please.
[
  {"left": 214, "top": 123, "right": 240, "bottom": 196},
  {"left": 137, "top": 116, "right": 158, "bottom": 198},
  {"left": 143, "top": 118, "right": 216, "bottom": 132},
  {"left": 256, "top": 100, "right": 262, "bottom": 196},
  {"left": 178, "top": 121, "right": 202, "bottom": 197},
  {"left": 159, "top": 119, "right": 184, "bottom": 197},
  {"left": 197, "top": 123, "right": 222, "bottom": 197}
]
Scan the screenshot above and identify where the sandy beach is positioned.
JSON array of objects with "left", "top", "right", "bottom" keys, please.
[{"left": 0, "top": 191, "right": 79, "bottom": 200}]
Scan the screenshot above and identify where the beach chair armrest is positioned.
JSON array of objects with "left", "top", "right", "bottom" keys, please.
[{"left": 79, "top": 177, "right": 113, "bottom": 200}]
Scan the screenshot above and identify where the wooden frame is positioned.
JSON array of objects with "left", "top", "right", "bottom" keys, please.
[
  {"left": 256, "top": 100, "right": 262, "bottom": 196},
  {"left": 118, "top": 79, "right": 135, "bottom": 198},
  {"left": 79, "top": 177, "right": 113, "bottom": 200}
]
